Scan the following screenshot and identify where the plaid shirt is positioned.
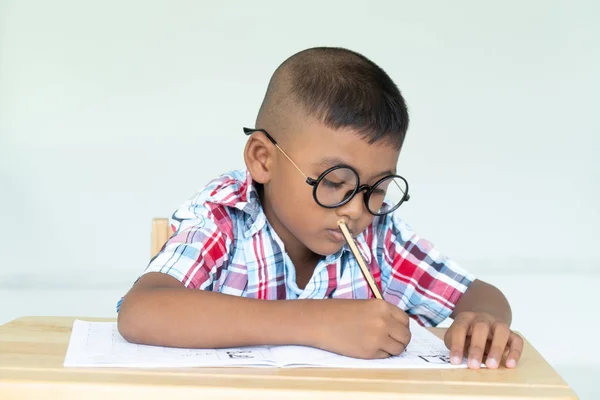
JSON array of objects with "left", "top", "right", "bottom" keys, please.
[{"left": 119, "top": 169, "right": 475, "bottom": 326}]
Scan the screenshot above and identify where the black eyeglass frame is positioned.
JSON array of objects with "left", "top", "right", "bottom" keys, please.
[{"left": 243, "top": 127, "right": 410, "bottom": 216}]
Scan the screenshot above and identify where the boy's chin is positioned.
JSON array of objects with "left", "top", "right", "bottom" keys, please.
[{"left": 307, "top": 241, "right": 345, "bottom": 257}]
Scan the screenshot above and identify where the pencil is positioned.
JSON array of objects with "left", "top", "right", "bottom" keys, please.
[{"left": 337, "top": 220, "right": 383, "bottom": 300}]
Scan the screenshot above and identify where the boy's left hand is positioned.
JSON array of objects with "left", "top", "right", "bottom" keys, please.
[{"left": 444, "top": 311, "right": 523, "bottom": 369}]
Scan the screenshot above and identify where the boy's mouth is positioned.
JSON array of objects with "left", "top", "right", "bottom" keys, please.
[
  {"left": 326, "top": 229, "right": 346, "bottom": 242},
  {"left": 326, "top": 225, "right": 356, "bottom": 242}
]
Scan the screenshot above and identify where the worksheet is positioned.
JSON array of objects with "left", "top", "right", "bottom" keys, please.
[{"left": 64, "top": 318, "right": 470, "bottom": 369}]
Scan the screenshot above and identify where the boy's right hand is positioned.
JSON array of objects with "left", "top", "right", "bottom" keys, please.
[{"left": 311, "top": 299, "right": 411, "bottom": 359}]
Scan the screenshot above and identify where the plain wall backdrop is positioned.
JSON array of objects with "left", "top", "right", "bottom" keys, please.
[{"left": 0, "top": 0, "right": 598, "bottom": 397}]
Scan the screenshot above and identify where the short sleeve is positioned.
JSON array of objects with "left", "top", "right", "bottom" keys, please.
[
  {"left": 143, "top": 200, "right": 232, "bottom": 290},
  {"left": 379, "top": 213, "right": 475, "bottom": 327}
]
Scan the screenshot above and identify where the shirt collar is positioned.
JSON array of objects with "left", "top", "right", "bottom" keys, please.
[{"left": 205, "top": 169, "right": 266, "bottom": 239}]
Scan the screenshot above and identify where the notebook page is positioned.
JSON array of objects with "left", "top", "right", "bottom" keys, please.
[
  {"left": 64, "top": 319, "right": 477, "bottom": 369},
  {"left": 270, "top": 319, "right": 471, "bottom": 368},
  {"left": 64, "top": 320, "right": 276, "bottom": 368}
]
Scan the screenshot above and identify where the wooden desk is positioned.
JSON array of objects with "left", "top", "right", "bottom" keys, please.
[{"left": 0, "top": 316, "right": 577, "bottom": 399}]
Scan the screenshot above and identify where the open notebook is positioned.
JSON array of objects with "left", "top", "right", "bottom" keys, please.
[{"left": 64, "top": 318, "right": 471, "bottom": 369}]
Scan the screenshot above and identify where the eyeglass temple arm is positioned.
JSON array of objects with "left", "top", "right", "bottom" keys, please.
[
  {"left": 392, "top": 179, "right": 410, "bottom": 202},
  {"left": 244, "top": 128, "right": 309, "bottom": 181}
]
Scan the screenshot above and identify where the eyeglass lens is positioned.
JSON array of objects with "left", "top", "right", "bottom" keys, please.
[{"left": 315, "top": 167, "right": 407, "bottom": 214}]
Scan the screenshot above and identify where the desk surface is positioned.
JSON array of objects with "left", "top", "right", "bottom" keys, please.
[{"left": 0, "top": 316, "right": 577, "bottom": 399}]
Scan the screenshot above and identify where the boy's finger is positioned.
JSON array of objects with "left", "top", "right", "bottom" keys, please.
[
  {"left": 371, "top": 350, "right": 392, "bottom": 359},
  {"left": 505, "top": 332, "right": 524, "bottom": 368},
  {"left": 484, "top": 323, "right": 510, "bottom": 369},
  {"left": 388, "top": 322, "right": 412, "bottom": 350},
  {"left": 467, "top": 320, "right": 490, "bottom": 369},
  {"left": 445, "top": 322, "right": 468, "bottom": 365},
  {"left": 389, "top": 305, "right": 410, "bottom": 325},
  {"left": 382, "top": 335, "right": 408, "bottom": 357}
]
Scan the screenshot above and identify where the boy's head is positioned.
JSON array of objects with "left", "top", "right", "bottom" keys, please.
[{"left": 244, "top": 47, "right": 409, "bottom": 260}]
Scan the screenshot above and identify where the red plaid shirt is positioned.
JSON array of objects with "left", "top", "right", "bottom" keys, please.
[{"left": 125, "top": 169, "right": 475, "bottom": 326}]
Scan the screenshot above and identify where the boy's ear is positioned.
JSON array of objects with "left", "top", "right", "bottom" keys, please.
[{"left": 244, "top": 132, "right": 275, "bottom": 184}]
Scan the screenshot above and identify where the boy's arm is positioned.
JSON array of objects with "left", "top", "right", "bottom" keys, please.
[
  {"left": 117, "top": 272, "right": 312, "bottom": 348},
  {"left": 117, "top": 272, "right": 412, "bottom": 359},
  {"left": 445, "top": 279, "right": 524, "bottom": 370},
  {"left": 450, "top": 279, "right": 512, "bottom": 323}
]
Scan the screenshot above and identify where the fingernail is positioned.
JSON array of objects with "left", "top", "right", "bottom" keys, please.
[
  {"left": 469, "top": 358, "right": 480, "bottom": 368},
  {"left": 486, "top": 357, "right": 497, "bottom": 368},
  {"left": 506, "top": 359, "right": 516, "bottom": 368},
  {"left": 451, "top": 353, "right": 461, "bottom": 364}
]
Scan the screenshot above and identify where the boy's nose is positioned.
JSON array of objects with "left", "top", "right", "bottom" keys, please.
[{"left": 335, "top": 191, "right": 367, "bottom": 221}]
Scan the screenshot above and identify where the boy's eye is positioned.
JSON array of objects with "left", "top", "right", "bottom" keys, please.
[
  {"left": 371, "top": 188, "right": 386, "bottom": 196},
  {"left": 322, "top": 179, "right": 345, "bottom": 189}
]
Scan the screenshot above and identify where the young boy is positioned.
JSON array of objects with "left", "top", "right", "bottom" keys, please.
[{"left": 117, "top": 47, "right": 523, "bottom": 370}]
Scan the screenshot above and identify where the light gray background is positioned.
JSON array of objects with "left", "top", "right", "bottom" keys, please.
[{"left": 0, "top": 1, "right": 598, "bottom": 397}]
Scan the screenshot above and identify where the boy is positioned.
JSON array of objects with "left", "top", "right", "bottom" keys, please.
[{"left": 117, "top": 47, "right": 523, "bottom": 370}]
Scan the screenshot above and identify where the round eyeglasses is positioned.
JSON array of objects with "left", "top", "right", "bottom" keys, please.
[
  {"left": 243, "top": 127, "right": 410, "bottom": 216},
  {"left": 306, "top": 165, "right": 409, "bottom": 216}
]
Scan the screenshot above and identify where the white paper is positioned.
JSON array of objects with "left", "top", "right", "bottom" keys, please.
[{"left": 64, "top": 319, "right": 470, "bottom": 369}]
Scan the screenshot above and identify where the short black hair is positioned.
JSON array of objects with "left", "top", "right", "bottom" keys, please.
[{"left": 260, "top": 47, "right": 409, "bottom": 149}]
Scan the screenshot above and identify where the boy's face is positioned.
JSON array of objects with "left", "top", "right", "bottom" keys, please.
[{"left": 261, "top": 118, "right": 402, "bottom": 259}]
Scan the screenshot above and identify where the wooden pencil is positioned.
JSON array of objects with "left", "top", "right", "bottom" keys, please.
[{"left": 337, "top": 220, "right": 383, "bottom": 300}]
